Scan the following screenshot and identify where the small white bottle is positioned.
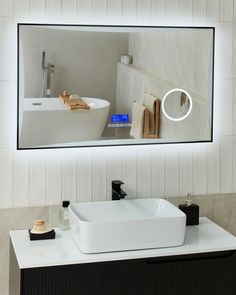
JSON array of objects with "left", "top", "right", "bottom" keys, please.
[{"left": 59, "top": 200, "right": 70, "bottom": 230}]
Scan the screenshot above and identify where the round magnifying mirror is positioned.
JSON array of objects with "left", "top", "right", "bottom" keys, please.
[{"left": 161, "top": 88, "right": 193, "bottom": 122}]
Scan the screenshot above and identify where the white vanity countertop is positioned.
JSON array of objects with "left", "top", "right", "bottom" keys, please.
[{"left": 10, "top": 217, "right": 236, "bottom": 269}]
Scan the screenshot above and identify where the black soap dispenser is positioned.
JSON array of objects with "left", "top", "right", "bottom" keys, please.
[{"left": 179, "top": 193, "right": 199, "bottom": 226}]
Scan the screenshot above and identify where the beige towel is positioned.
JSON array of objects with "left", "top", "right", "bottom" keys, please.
[
  {"left": 143, "top": 93, "right": 157, "bottom": 134},
  {"left": 130, "top": 102, "right": 146, "bottom": 139}
]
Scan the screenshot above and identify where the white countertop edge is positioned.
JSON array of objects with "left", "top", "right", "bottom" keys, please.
[{"left": 10, "top": 217, "right": 236, "bottom": 269}]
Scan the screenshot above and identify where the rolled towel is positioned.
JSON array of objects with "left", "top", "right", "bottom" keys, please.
[{"left": 130, "top": 102, "right": 146, "bottom": 139}]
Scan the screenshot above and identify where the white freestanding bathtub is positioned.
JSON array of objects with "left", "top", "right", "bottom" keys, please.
[{"left": 19, "top": 97, "right": 110, "bottom": 147}]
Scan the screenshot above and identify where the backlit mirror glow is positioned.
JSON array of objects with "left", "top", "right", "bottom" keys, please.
[{"left": 17, "top": 24, "right": 214, "bottom": 149}]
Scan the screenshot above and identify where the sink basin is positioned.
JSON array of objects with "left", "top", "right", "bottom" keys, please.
[{"left": 69, "top": 198, "right": 186, "bottom": 254}]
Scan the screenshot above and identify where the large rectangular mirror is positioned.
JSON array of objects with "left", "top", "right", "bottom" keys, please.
[{"left": 17, "top": 24, "right": 214, "bottom": 149}]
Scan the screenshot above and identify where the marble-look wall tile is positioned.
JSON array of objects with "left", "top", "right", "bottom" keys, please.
[
  {"left": 212, "top": 194, "right": 236, "bottom": 236},
  {"left": 0, "top": 206, "right": 49, "bottom": 295},
  {"left": 169, "top": 195, "right": 213, "bottom": 219}
]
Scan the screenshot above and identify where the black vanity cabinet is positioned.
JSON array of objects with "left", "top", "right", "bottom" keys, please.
[{"left": 10, "top": 243, "right": 236, "bottom": 295}]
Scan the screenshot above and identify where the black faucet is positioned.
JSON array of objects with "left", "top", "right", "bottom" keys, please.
[{"left": 112, "top": 180, "right": 127, "bottom": 200}]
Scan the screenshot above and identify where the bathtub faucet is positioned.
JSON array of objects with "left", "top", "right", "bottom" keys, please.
[
  {"left": 112, "top": 180, "right": 127, "bottom": 200},
  {"left": 42, "top": 51, "right": 55, "bottom": 97}
]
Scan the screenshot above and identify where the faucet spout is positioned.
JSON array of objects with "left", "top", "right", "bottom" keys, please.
[{"left": 112, "top": 180, "right": 127, "bottom": 200}]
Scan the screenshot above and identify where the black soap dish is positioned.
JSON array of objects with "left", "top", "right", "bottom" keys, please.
[{"left": 28, "top": 229, "right": 56, "bottom": 241}]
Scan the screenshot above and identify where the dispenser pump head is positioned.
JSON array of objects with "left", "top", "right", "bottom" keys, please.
[{"left": 186, "top": 193, "right": 192, "bottom": 206}]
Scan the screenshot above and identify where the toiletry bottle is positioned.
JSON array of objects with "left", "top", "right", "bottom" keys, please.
[
  {"left": 59, "top": 200, "right": 70, "bottom": 230},
  {"left": 179, "top": 193, "right": 199, "bottom": 226}
]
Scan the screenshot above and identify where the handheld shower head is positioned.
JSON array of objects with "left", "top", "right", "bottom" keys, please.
[{"left": 42, "top": 51, "right": 46, "bottom": 69}]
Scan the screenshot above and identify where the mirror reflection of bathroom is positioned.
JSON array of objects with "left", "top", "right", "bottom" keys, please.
[{"left": 18, "top": 25, "right": 214, "bottom": 149}]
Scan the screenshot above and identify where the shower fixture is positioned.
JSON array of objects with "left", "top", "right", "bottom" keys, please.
[{"left": 42, "top": 51, "right": 55, "bottom": 97}]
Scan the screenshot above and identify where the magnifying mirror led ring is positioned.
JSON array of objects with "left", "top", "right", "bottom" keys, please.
[{"left": 161, "top": 88, "right": 193, "bottom": 122}]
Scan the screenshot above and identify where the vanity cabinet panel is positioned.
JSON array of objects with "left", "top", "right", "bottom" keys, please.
[
  {"left": 10, "top": 248, "right": 236, "bottom": 295},
  {"left": 145, "top": 251, "right": 236, "bottom": 295}
]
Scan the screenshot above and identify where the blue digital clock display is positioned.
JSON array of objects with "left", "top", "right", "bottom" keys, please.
[{"left": 111, "top": 114, "right": 129, "bottom": 122}]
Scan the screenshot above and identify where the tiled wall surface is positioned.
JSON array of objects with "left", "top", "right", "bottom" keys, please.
[{"left": 0, "top": 0, "right": 235, "bottom": 208}]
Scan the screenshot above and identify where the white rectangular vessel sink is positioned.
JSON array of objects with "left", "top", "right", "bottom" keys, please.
[{"left": 69, "top": 198, "right": 186, "bottom": 254}]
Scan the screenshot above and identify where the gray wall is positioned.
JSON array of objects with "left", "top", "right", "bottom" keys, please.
[{"left": 21, "top": 26, "right": 129, "bottom": 116}]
